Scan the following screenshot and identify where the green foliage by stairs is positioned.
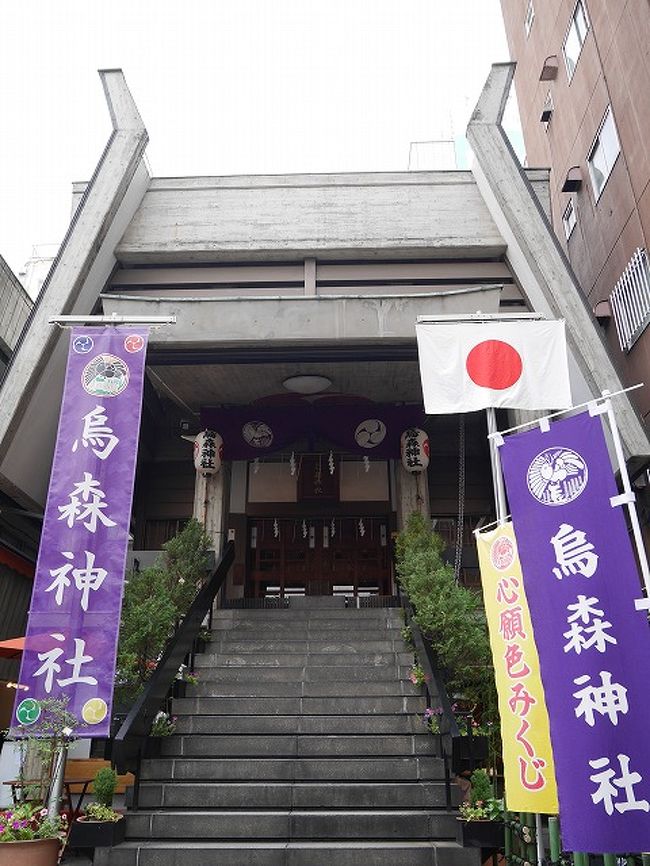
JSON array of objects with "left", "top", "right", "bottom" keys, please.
[
  {"left": 116, "top": 519, "right": 212, "bottom": 704},
  {"left": 395, "top": 512, "right": 498, "bottom": 725}
]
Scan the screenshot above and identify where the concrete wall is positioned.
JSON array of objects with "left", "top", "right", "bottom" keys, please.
[{"left": 115, "top": 171, "right": 513, "bottom": 263}]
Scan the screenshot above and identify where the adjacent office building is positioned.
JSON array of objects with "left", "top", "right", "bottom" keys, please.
[{"left": 500, "top": 0, "right": 650, "bottom": 422}]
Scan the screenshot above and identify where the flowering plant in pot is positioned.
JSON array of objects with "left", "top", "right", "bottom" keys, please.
[
  {"left": 145, "top": 710, "right": 176, "bottom": 757},
  {"left": 456, "top": 769, "right": 504, "bottom": 848},
  {"left": 150, "top": 710, "right": 176, "bottom": 737},
  {"left": 173, "top": 664, "right": 199, "bottom": 697},
  {"left": 0, "top": 803, "right": 67, "bottom": 866},
  {"left": 1, "top": 698, "right": 77, "bottom": 866},
  {"left": 408, "top": 663, "right": 426, "bottom": 687},
  {"left": 71, "top": 767, "right": 125, "bottom": 849}
]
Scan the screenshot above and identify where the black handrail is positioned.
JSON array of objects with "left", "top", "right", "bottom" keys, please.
[
  {"left": 400, "top": 594, "right": 460, "bottom": 739},
  {"left": 400, "top": 593, "right": 460, "bottom": 809},
  {"left": 112, "top": 541, "right": 235, "bottom": 776}
]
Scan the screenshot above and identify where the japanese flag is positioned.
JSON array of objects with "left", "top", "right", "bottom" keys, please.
[{"left": 415, "top": 319, "right": 572, "bottom": 414}]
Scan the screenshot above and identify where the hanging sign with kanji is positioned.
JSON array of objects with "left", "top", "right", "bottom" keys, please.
[
  {"left": 476, "top": 522, "right": 558, "bottom": 813},
  {"left": 500, "top": 410, "right": 650, "bottom": 853},
  {"left": 12, "top": 327, "right": 149, "bottom": 737}
]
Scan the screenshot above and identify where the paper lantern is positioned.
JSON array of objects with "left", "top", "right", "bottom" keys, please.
[
  {"left": 194, "top": 430, "right": 223, "bottom": 474},
  {"left": 400, "top": 428, "right": 430, "bottom": 473}
]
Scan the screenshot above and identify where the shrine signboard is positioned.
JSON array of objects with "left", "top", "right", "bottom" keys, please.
[
  {"left": 500, "top": 411, "right": 650, "bottom": 853},
  {"left": 12, "top": 327, "right": 148, "bottom": 737},
  {"left": 476, "top": 521, "right": 558, "bottom": 813}
]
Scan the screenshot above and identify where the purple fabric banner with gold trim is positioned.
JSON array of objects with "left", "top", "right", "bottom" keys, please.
[
  {"left": 500, "top": 411, "right": 650, "bottom": 853},
  {"left": 12, "top": 327, "right": 148, "bottom": 737}
]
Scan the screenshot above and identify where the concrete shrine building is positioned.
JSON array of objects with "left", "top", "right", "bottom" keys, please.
[
  {"left": 1, "top": 65, "right": 649, "bottom": 864},
  {"left": 0, "top": 65, "right": 647, "bottom": 615}
]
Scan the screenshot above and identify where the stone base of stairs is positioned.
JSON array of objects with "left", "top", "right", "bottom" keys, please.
[
  {"left": 97, "top": 840, "right": 478, "bottom": 866},
  {"left": 100, "top": 603, "right": 478, "bottom": 866}
]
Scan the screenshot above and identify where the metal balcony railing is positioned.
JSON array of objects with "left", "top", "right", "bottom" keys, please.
[{"left": 610, "top": 247, "right": 650, "bottom": 352}]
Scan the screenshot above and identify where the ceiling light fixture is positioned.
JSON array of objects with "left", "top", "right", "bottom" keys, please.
[{"left": 282, "top": 375, "right": 332, "bottom": 395}]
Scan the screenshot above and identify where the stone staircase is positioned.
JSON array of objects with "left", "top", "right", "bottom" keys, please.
[{"left": 100, "top": 600, "right": 478, "bottom": 865}]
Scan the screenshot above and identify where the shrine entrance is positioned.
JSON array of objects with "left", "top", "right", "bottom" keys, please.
[
  {"left": 201, "top": 401, "right": 426, "bottom": 601},
  {"left": 246, "top": 516, "right": 391, "bottom": 599}
]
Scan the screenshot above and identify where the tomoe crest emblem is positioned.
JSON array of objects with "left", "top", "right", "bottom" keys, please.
[{"left": 526, "top": 446, "right": 588, "bottom": 506}]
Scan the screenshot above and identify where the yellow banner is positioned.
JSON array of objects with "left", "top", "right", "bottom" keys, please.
[{"left": 476, "top": 522, "right": 558, "bottom": 813}]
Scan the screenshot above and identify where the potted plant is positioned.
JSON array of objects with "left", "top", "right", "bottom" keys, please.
[
  {"left": 194, "top": 626, "right": 212, "bottom": 654},
  {"left": 0, "top": 803, "right": 67, "bottom": 866},
  {"left": 145, "top": 710, "right": 176, "bottom": 757},
  {"left": 71, "top": 767, "right": 125, "bottom": 849},
  {"left": 172, "top": 665, "right": 199, "bottom": 698},
  {"left": 1, "top": 698, "right": 76, "bottom": 866},
  {"left": 456, "top": 768, "right": 504, "bottom": 848},
  {"left": 451, "top": 714, "right": 491, "bottom": 776}
]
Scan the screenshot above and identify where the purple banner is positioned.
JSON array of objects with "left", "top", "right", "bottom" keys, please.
[
  {"left": 500, "top": 411, "right": 650, "bottom": 853},
  {"left": 12, "top": 327, "right": 148, "bottom": 737},
  {"left": 201, "top": 402, "right": 425, "bottom": 459}
]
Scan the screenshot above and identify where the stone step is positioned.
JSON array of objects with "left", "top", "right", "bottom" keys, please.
[
  {"left": 174, "top": 713, "right": 428, "bottom": 736},
  {"left": 191, "top": 665, "right": 411, "bottom": 683},
  {"left": 140, "top": 755, "right": 445, "bottom": 782},
  {"left": 195, "top": 652, "right": 413, "bottom": 667},
  {"left": 180, "top": 681, "right": 424, "bottom": 699},
  {"left": 125, "top": 809, "right": 457, "bottom": 841},
  {"left": 210, "top": 622, "right": 403, "bottom": 636},
  {"left": 203, "top": 638, "right": 407, "bottom": 653},
  {"left": 97, "top": 839, "right": 480, "bottom": 866},
  {"left": 137, "top": 780, "right": 457, "bottom": 810},
  {"left": 206, "top": 628, "right": 407, "bottom": 653},
  {"left": 172, "top": 695, "right": 427, "bottom": 716},
  {"left": 211, "top": 609, "right": 403, "bottom": 621},
  {"left": 159, "top": 733, "right": 436, "bottom": 758}
]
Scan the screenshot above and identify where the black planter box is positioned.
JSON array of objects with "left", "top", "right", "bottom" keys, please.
[
  {"left": 144, "top": 737, "right": 163, "bottom": 758},
  {"left": 451, "top": 735, "right": 489, "bottom": 775},
  {"left": 172, "top": 680, "right": 187, "bottom": 699},
  {"left": 456, "top": 819, "right": 504, "bottom": 848},
  {"left": 70, "top": 816, "right": 126, "bottom": 848}
]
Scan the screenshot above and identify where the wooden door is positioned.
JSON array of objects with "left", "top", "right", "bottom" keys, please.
[{"left": 246, "top": 517, "right": 391, "bottom": 598}]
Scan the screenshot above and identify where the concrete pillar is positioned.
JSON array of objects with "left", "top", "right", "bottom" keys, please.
[{"left": 394, "top": 462, "right": 430, "bottom": 531}]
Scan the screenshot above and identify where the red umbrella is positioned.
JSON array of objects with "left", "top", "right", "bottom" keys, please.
[{"left": 0, "top": 637, "right": 24, "bottom": 659}]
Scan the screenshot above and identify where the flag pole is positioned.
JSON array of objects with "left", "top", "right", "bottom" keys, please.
[
  {"left": 487, "top": 406, "right": 546, "bottom": 864},
  {"left": 486, "top": 407, "right": 507, "bottom": 523},
  {"left": 595, "top": 393, "right": 650, "bottom": 611}
]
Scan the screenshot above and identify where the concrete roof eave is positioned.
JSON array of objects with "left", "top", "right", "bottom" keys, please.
[{"left": 0, "top": 69, "right": 150, "bottom": 508}]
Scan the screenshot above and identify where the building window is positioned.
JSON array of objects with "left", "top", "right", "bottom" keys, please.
[
  {"left": 562, "top": 200, "right": 577, "bottom": 239},
  {"left": 541, "top": 90, "right": 554, "bottom": 125},
  {"left": 587, "top": 106, "right": 620, "bottom": 200},
  {"left": 610, "top": 248, "right": 650, "bottom": 352},
  {"left": 563, "top": 0, "right": 590, "bottom": 80},
  {"left": 525, "top": 0, "right": 535, "bottom": 36}
]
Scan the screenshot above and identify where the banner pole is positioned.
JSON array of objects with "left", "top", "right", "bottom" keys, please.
[
  {"left": 599, "top": 393, "right": 650, "bottom": 611},
  {"left": 486, "top": 412, "right": 547, "bottom": 853},
  {"left": 535, "top": 812, "right": 544, "bottom": 864},
  {"left": 486, "top": 407, "right": 507, "bottom": 522}
]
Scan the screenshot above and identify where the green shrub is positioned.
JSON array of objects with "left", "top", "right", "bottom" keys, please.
[
  {"left": 93, "top": 767, "right": 117, "bottom": 807},
  {"left": 395, "top": 512, "right": 498, "bottom": 725},
  {"left": 469, "top": 768, "right": 493, "bottom": 805},
  {"left": 116, "top": 519, "right": 212, "bottom": 703}
]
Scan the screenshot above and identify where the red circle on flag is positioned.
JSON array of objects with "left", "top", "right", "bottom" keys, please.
[{"left": 466, "top": 340, "right": 522, "bottom": 390}]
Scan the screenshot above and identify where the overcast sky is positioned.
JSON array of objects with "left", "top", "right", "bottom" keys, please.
[{"left": 1, "top": 0, "right": 519, "bottom": 279}]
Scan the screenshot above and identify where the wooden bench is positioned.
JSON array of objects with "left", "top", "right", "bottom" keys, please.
[{"left": 65, "top": 758, "right": 134, "bottom": 795}]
